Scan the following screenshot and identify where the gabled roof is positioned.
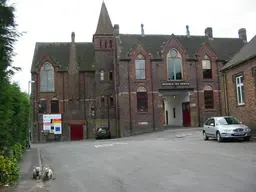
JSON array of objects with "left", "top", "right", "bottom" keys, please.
[
  {"left": 30, "top": 42, "right": 94, "bottom": 73},
  {"left": 221, "top": 35, "right": 256, "bottom": 71},
  {"left": 95, "top": 1, "right": 113, "bottom": 34},
  {"left": 118, "top": 34, "right": 244, "bottom": 60}
]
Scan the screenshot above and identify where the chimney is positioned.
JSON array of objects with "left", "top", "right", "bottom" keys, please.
[
  {"left": 141, "top": 23, "right": 145, "bottom": 37},
  {"left": 205, "top": 27, "right": 213, "bottom": 39},
  {"left": 71, "top": 32, "right": 75, "bottom": 42},
  {"left": 186, "top": 25, "right": 190, "bottom": 37},
  {"left": 114, "top": 24, "right": 119, "bottom": 36},
  {"left": 238, "top": 28, "right": 247, "bottom": 42}
]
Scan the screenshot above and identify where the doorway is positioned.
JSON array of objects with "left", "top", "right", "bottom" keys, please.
[
  {"left": 182, "top": 102, "right": 191, "bottom": 127},
  {"left": 70, "top": 125, "right": 84, "bottom": 140}
]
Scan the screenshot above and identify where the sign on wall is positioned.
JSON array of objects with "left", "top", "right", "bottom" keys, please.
[
  {"left": 43, "top": 114, "right": 62, "bottom": 134},
  {"left": 162, "top": 82, "right": 190, "bottom": 86}
]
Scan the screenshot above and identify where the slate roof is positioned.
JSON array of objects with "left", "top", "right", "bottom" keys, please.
[
  {"left": 31, "top": 34, "right": 245, "bottom": 73},
  {"left": 118, "top": 34, "right": 245, "bottom": 60},
  {"left": 221, "top": 35, "right": 256, "bottom": 71},
  {"left": 31, "top": 42, "right": 94, "bottom": 72}
]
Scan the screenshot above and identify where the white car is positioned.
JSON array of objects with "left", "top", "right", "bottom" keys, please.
[{"left": 202, "top": 116, "right": 251, "bottom": 142}]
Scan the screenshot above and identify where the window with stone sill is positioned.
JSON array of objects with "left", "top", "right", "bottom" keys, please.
[
  {"left": 136, "top": 86, "right": 148, "bottom": 112},
  {"left": 235, "top": 75, "right": 245, "bottom": 105},
  {"left": 202, "top": 55, "right": 212, "bottom": 79},
  {"left": 40, "top": 62, "right": 54, "bottom": 92},
  {"left": 204, "top": 85, "right": 214, "bottom": 109},
  {"left": 252, "top": 67, "right": 256, "bottom": 88},
  {"left": 167, "top": 49, "right": 183, "bottom": 80},
  {"left": 109, "top": 71, "right": 113, "bottom": 81},
  {"left": 135, "top": 54, "right": 146, "bottom": 80},
  {"left": 51, "top": 98, "right": 59, "bottom": 113},
  {"left": 38, "top": 99, "right": 47, "bottom": 114}
]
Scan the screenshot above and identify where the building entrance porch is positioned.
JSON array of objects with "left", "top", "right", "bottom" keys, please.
[{"left": 161, "top": 90, "right": 192, "bottom": 127}]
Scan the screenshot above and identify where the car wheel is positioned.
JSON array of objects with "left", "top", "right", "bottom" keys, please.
[
  {"left": 216, "top": 132, "right": 222, "bottom": 142},
  {"left": 203, "top": 131, "right": 208, "bottom": 140},
  {"left": 244, "top": 136, "right": 251, "bottom": 141}
]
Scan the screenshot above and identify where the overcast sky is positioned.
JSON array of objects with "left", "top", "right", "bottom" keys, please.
[{"left": 8, "top": 0, "right": 256, "bottom": 93}]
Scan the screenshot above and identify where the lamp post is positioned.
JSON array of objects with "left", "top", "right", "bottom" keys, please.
[{"left": 28, "top": 80, "right": 35, "bottom": 148}]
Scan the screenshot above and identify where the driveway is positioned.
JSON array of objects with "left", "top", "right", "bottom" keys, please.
[{"left": 14, "top": 129, "right": 256, "bottom": 192}]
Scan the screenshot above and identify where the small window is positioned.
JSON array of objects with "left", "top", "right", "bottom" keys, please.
[
  {"left": 109, "top": 96, "right": 114, "bottom": 106},
  {"left": 204, "top": 85, "right": 214, "bottom": 109},
  {"left": 253, "top": 67, "right": 256, "bottom": 88},
  {"left": 202, "top": 55, "right": 212, "bottom": 79},
  {"left": 235, "top": 75, "right": 245, "bottom": 105},
  {"left": 100, "top": 40, "right": 102, "bottom": 48},
  {"left": 173, "top": 108, "right": 176, "bottom": 118},
  {"left": 105, "top": 41, "right": 107, "bottom": 48},
  {"left": 91, "top": 105, "right": 95, "bottom": 116},
  {"left": 39, "top": 99, "right": 47, "bottom": 113},
  {"left": 51, "top": 99, "right": 59, "bottom": 113},
  {"left": 109, "top": 71, "right": 113, "bottom": 81},
  {"left": 100, "top": 70, "right": 104, "bottom": 81},
  {"left": 136, "top": 86, "right": 148, "bottom": 112},
  {"left": 109, "top": 40, "right": 113, "bottom": 49},
  {"left": 101, "top": 95, "right": 105, "bottom": 107}
]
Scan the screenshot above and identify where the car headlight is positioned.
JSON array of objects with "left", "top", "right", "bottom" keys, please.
[{"left": 245, "top": 128, "right": 251, "bottom": 132}]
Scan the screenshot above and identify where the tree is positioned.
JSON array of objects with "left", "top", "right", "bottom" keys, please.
[{"left": 0, "top": 0, "right": 21, "bottom": 83}]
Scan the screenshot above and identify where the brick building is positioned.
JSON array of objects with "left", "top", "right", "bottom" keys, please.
[
  {"left": 30, "top": 2, "right": 247, "bottom": 142},
  {"left": 220, "top": 34, "right": 256, "bottom": 129}
]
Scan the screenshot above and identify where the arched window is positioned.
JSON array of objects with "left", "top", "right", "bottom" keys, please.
[
  {"left": 109, "top": 96, "right": 114, "bottom": 106},
  {"left": 51, "top": 97, "right": 59, "bottom": 113},
  {"left": 135, "top": 54, "right": 146, "bottom": 80},
  {"left": 167, "top": 49, "right": 183, "bottom": 80},
  {"left": 38, "top": 98, "right": 47, "bottom": 114},
  {"left": 136, "top": 86, "right": 148, "bottom": 112},
  {"left": 40, "top": 62, "right": 54, "bottom": 92},
  {"left": 202, "top": 55, "right": 212, "bottom": 79},
  {"left": 204, "top": 85, "right": 214, "bottom": 109},
  {"left": 100, "top": 70, "right": 104, "bottom": 81}
]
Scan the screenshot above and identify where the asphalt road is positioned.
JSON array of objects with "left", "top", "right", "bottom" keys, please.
[{"left": 20, "top": 129, "right": 256, "bottom": 192}]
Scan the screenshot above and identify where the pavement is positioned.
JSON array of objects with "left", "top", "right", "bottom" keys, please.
[{"left": 5, "top": 128, "right": 256, "bottom": 192}]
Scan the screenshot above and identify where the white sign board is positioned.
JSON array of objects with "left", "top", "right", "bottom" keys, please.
[{"left": 43, "top": 114, "right": 62, "bottom": 134}]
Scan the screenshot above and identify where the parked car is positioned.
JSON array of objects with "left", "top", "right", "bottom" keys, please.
[
  {"left": 202, "top": 116, "right": 251, "bottom": 142},
  {"left": 95, "top": 127, "right": 111, "bottom": 139}
]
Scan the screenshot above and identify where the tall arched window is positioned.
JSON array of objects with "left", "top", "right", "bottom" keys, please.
[
  {"left": 135, "top": 54, "right": 146, "bottom": 80},
  {"left": 202, "top": 55, "right": 212, "bottom": 79},
  {"left": 101, "top": 95, "right": 105, "bottom": 107},
  {"left": 51, "top": 97, "right": 59, "bottom": 113},
  {"left": 136, "top": 86, "right": 148, "bottom": 112},
  {"left": 40, "top": 62, "right": 54, "bottom": 92},
  {"left": 100, "top": 70, "right": 104, "bottom": 81},
  {"left": 167, "top": 49, "right": 183, "bottom": 80},
  {"left": 204, "top": 85, "right": 214, "bottom": 109}
]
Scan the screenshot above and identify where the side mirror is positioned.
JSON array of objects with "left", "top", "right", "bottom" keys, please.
[{"left": 210, "top": 123, "right": 214, "bottom": 126}]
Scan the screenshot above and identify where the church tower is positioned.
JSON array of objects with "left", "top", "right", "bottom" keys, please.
[{"left": 93, "top": 2, "right": 116, "bottom": 130}]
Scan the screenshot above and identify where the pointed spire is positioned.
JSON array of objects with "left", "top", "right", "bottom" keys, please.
[{"left": 95, "top": 1, "right": 113, "bottom": 34}]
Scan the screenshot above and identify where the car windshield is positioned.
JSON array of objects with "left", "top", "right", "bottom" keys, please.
[{"left": 217, "top": 117, "right": 240, "bottom": 125}]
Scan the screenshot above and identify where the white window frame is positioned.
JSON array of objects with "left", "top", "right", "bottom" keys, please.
[{"left": 235, "top": 75, "right": 245, "bottom": 105}]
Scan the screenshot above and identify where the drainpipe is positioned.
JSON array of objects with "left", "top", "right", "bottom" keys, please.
[
  {"left": 150, "top": 56, "right": 155, "bottom": 131},
  {"left": 224, "top": 71, "right": 230, "bottom": 115},
  {"left": 127, "top": 59, "right": 132, "bottom": 135},
  {"left": 216, "top": 59, "right": 222, "bottom": 115},
  {"left": 195, "top": 54, "right": 200, "bottom": 127}
]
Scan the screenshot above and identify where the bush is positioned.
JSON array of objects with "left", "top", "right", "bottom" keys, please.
[
  {"left": 12, "top": 143, "right": 23, "bottom": 161},
  {"left": 0, "top": 155, "right": 20, "bottom": 186}
]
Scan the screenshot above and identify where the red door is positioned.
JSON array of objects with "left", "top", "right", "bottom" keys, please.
[
  {"left": 70, "top": 125, "right": 84, "bottom": 140},
  {"left": 182, "top": 102, "right": 191, "bottom": 127}
]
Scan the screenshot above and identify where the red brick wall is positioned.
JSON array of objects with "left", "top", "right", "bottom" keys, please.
[{"left": 221, "top": 57, "right": 256, "bottom": 127}]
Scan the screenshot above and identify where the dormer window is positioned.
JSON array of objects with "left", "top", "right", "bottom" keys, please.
[{"left": 202, "top": 55, "right": 212, "bottom": 79}]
